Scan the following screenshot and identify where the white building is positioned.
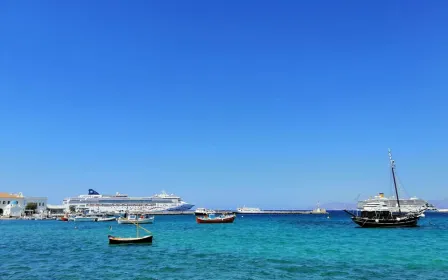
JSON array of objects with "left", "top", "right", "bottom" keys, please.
[
  {"left": 0, "top": 192, "right": 48, "bottom": 217},
  {"left": 4, "top": 201, "right": 23, "bottom": 217},
  {"left": 47, "top": 204, "right": 67, "bottom": 216},
  {"left": 24, "top": 196, "right": 48, "bottom": 214}
]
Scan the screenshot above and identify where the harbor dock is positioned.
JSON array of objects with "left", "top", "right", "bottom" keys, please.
[{"left": 150, "top": 210, "right": 329, "bottom": 215}]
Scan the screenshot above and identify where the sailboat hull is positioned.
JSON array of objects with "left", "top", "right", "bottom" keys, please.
[
  {"left": 108, "top": 235, "right": 153, "bottom": 244},
  {"left": 196, "top": 215, "right": 236, "bottom": 224},
  {"left": 351, "top": 216, "right": 419, "bottom": 228}
]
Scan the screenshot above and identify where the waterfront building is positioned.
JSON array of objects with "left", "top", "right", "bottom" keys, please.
[
  {"left": 46, "top": 204, "right": 66, "bottom": 216},
  {"left": 0, "top": 192, "right": 48, "bottom": 217},
  {"left": 4, "top": 201, "right": 23, "bottom": 217},
  {"left": 24, "top": 196, "right": 48, "bottom": 214},
  {"left": 0, "top": 192, "right": 24, "bottom": 216}
]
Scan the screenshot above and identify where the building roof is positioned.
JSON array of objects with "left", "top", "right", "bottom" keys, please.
[
  {"left": 0, "top": 192, "right": 23, "bottom": 198},
  {"left": 46, "top": 204, "right": 66, "bottom": 210},
  {"left": 25, "top": 197, "right": 48, "bottom": 200}
]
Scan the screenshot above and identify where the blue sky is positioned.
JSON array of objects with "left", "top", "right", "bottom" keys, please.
[{"left": 1, "top": 1, "right": 447, "bottom": 208}]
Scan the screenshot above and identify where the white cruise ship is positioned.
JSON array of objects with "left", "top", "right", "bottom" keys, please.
[
  {"left": 62, "top": 189, "right": 194, "bottom": 213},
  {"left": 357, "top": 193, "right": 435, "bottom": 213}
]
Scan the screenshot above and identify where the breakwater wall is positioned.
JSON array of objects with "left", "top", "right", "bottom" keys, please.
[{"left": 150, "top": 210, "right": 328, "bottom": 215}]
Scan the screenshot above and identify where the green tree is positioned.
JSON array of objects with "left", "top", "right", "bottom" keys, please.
[
  {"left": 25, "top": 202, "right": 38, "bottom": 214},
  {"left": 69, "top": 205, "right": 76, "bottom": 213}
]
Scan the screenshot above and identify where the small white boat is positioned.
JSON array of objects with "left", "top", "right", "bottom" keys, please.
[
  {"left": 236, "top": 206, "right": 262, "bottom": 214},
  {"left": 72, "top": 216, "right": 98, "bottom": 222},
  {"left": 194, "top": 208, "right": 216, "bottom": 216},
  {"left": 117, "top": 214, "right": 154, "bottom": 224},
  {"left": 96, "top": 217, "right": 116, "bottom": 222}
]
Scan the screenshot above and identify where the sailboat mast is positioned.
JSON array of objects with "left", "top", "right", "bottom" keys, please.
[{"left": 389, "top": 149, "right": 401, "bottom": 214}]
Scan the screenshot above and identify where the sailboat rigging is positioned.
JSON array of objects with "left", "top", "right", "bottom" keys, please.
[{"left": 389, "top": 150, "right": 401, "bottom": 214}]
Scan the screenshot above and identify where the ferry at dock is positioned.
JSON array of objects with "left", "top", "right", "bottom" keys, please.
[{"left": 63, "top": 189, "right": 194, "bottom": 214}]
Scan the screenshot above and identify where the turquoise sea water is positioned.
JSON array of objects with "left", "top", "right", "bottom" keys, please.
[{"left": 1, "top": 212, "right": 448, "bottom": 280}]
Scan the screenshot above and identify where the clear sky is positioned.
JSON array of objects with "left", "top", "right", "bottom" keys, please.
[{"left": 1, "top": 1, "right": 447, "bottom": 209}]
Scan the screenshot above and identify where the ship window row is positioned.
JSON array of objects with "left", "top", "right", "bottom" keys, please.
[
  {"left": 72, "top": 201, "right": 159, "bottom": 205},
  {"left": 96, "top": 200, "right": 161, "bottom": 204},
  {"left": 81, "top": 204, "right": 159, "bottom": 207},
  {"left": 151, "top": 200, "right": 178, "bottom": 203},
  {"left": 1, "top": 201, "right": 11, "bottom": 204},
  {"left": 94, "top": 199, "right": 178, "bottom": 203},
  {"left": 69, "top": 199, "right": 179, "bottom": 204}
]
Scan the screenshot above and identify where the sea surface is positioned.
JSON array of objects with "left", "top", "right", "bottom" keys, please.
[{"left": 1, "top": 211, "right": 447, "bottom": 280}]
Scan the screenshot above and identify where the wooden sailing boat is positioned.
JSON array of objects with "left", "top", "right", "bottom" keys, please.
[
  {"left": 344, "top": 149, "right": 425, "bottom": 228},
  {"left": 108, "top": 221, "right": 153, "bottom": 244},
  {"left": 196, "top": 213, "right": 236, "bottom": 224}
]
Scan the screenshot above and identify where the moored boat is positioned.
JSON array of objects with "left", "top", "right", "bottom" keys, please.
[
  {"left": 344, "top": 209, "right": 420, "bottom": 227},
  {"left": 108, "top": 221, "right": 153, "bottom": 245},
  {"left": 344, "top": 149, "right": 426, "bottom": 228},
  {"left": 117, "top": 214, "right": 154, "bottom": 224},
  {"left": 196, "top": 213, "right": 236, "bottom": 224},
  {"left": 59, "top": 214, "right": 69, "bottom": 221},
  {"left": 108, "top": 234, "right": 153, "bottom": 244},
  {"left": 72, "top": 216, "right": 98, "bottom": 222},
  {"left": 96, "top": 216, "right": 116, "bottom": 222},
  {"left": 194, "top": 208, "right": 216, "bottom": 216}
]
